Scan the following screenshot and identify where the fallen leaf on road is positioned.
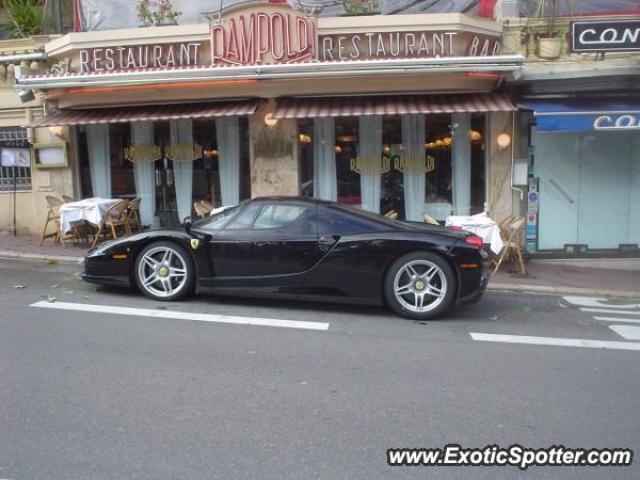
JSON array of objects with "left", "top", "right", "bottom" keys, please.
[
  {"left": 12, "top": 285, "right": 25, "bottom": 289},
  {"left": 84, "top": 295, "right": 91, "bottom": 299},
  {"left": 71, "top": 272, "right": 81, "bottom": 278},
  {"left": 489, "top": 315, "right": 499, "bottom": 320},
  {"left": 50, "top": 284, "right": 59, "bottom": 289},
  {"left": 46, "top": 259, "right": 59, "bottom": 265},
  {"left": 63, "top": 290, "right": 74, "bottom": 294},
  {"left": 46, "top": 295, "right": 56, "bottom": 303}
]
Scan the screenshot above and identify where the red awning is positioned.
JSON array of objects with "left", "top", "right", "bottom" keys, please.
[
  {"left": 30, "top": 100, "right": 260, "bottom": 127},
  {"left": 272, "top": 93, "right": 515, "bottom": 119}
]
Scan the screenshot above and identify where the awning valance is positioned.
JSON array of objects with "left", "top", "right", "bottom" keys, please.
[
  {"left": 272, "top": 93, "right": 515, "bottom": 119},
  {"left": 29, "top": 100, "right": 260, "bottom": 127},
  {"left": 528, "top": 99, "right": 640, "bottom": 132}
]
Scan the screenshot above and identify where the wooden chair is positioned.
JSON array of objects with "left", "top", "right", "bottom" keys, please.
[
  {"left": 384, "top": 210, "right": 398, "bottom": 220},
  {"left": 498, "top": 214, "right": 515, "bottom": 237},
  {"left": 193, "top": 200, "right": 213, "bottom": 218},
  {"left": 126, "top": 197, "right": 143, "bottom": 232},
  {"left": 493, "top": 218, "right": 526, "bottom": 275},
  {"left": 62, "top": 195, "right": 75, "bottom": 204},
  {"left": 92, "top": 200, "right": 131, "bottom": 248},
  {"left": 423, "top": 213, "right": 439, "bottom": 225},
  {"left": 39, "top": 196, "right": 64, "bottom": 246}
]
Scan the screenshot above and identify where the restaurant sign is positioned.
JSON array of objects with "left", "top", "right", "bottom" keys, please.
[
  {"left": 74, "top": 3, "right": 501, "bottom": 74},
  {"left": 572, "top": 19, "right": 640, "bottom": 52}
]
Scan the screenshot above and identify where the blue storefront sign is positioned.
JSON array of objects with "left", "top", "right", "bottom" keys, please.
[{"left": 527, "top": 100, "right": 640, "bottom": 132}]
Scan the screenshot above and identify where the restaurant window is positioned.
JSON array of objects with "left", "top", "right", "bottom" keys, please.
[
  {"left": 298, "top": 113, "right": 486, "bottom": 221},
  {"left": 335, "top": 118, "right": 361, "bottom": 206},
  {"left": 381, "top": 116, "right": 403, "bottom": 216},
  {"left": 299, "top": 119, "right": 314, "bottom": 198},
  {"left": 424, "top": 115, "right": 453, "bottom": 220},
  {"left": 469, "top": 113, "right": 487, "bottom": 215},
  {"left": 110, "top": 123, "right": 135, "bottom": 197},
  {"left": 0, "top": 127, "right": 31, "bottom": 192}
]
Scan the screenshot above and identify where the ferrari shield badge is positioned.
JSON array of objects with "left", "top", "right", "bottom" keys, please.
[{"left": 190, "top": 238, "right": 200, "bottom": 250}]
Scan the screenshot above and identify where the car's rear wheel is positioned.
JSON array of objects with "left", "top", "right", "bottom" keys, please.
[
  {"left": 384, "top": 252, "right": 456, "bottom": 320},
  {"left": 135, "top": 241, "right": 194, "bottom": 301}
]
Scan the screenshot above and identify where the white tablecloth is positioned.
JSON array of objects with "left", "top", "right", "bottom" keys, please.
[
  {"left": 445, "top": 212, "right": 504, "bottom": 254},
  {"left": 59, "top": 197, "right": 122, "bottom": 233}
]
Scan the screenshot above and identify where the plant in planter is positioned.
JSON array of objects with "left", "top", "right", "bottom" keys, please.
[
  {"left": 533, "top": 0, "right": 567, "bottom": 59},
  {"left": 3, "top": 0, "right": 49, "bottom": 38},
  {"left": 341, "top": 0, "right": 380, "bottom": 16},
  {"left": 136, "top": 0, "right": 181, "bottom": 27}
]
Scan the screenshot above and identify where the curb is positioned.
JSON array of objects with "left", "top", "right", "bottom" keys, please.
[
  {"left": 489, "top": 282, "right": 640, "bottom": 299},
  {"left": 0, "top": 250, "right": 82, "bottom": 264}
]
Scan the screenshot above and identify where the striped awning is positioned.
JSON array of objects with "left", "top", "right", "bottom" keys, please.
[
  {"left": 30, "top": 100, "right": 260, "bottom": 127},
  {"left": 273, "top": 93, "right": 515, "bottom": 119}
]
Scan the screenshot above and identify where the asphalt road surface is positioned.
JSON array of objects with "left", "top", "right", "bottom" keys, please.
[{"left": 1, "top": 259, "right": 639, "bottom": 480}]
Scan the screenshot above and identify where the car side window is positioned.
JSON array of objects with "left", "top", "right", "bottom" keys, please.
[
  {"left": 318, "top": 207, "right": 387, "bottom": 236},
  {"left": 225, "top": 203, "right": 261, "bottom": 230},
  {"left": 254, "top": 205, "right": 306, "bottom": 230}
]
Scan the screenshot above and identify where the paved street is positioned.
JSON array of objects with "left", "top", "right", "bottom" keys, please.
[{"left": 1, "top": 259, "right": 639, "bottom": 480}]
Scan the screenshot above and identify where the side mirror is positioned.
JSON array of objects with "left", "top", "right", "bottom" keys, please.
[{"left": 183, "top": 216, "right": 192, "bottom": 234}]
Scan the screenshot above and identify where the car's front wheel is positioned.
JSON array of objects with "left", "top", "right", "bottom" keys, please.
[
  {"left": 384, "top": 252, "right": 456, "bottom": 320},
  {"left": 135, "top": 241, "right": 194, "bottom": 301}
]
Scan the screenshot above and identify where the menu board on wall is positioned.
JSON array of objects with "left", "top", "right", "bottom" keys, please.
[{"left": 1, "top": 147, "right": 31, "bottom": 167}]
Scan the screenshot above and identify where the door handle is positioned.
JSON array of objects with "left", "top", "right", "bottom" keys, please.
[{"left": 318, "top": 236, "right": 338, "bottom": 252}]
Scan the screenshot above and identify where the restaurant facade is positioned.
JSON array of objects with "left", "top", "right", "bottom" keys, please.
[{"left": 12, "top": 1, "right": 522, "bottom": 233}]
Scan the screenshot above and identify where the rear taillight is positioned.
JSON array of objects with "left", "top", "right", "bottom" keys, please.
[{"left": 464, "top": 235, "right": 484, "bottom": 249}]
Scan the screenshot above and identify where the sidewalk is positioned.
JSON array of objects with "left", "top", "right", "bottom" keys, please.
[
  {"left": 0, "top": 232, "right": 87, "bottom": 263},
  {"left": 1, "top": 232, "right": 639, "bottom": 299},
  {"left": 490, "top": 261, "right": 640, "bottom": 299}
]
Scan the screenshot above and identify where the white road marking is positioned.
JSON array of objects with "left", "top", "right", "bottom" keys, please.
[
  {"left": 609, "top": 325, "right": 640, "bottom": 341},
  {"left": 563, "top": 296, "right": 640, "bottom": 309},
  {"left": 30, "top": 301, "right": 329, "bottom": 331},
  {"left": 470, "top": 333, "right": 640, "bottom": 351},
  {"left": 580, "top": 308, "right": 640, "bottom": 316},
  {"left": 593, "top": 316, "right": 640, "bottom": 324}
]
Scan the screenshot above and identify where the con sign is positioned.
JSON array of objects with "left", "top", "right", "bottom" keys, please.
[
  {"left": 572, "top": 20, "right": 640, "bottom": 52},
  {"left": 593, "top": 114, "right": 640, "bottom": 131}
]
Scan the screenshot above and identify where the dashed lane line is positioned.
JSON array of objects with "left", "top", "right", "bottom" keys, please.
[
  {"left": 609, "top": 325, "right": 640, "bottom": 341},
  {"left": 30, "top": 301, "right": 329, "bottom": 331},
  {"left": 470, "top": 333, "right": 640, "bottom": 351},
  {"left": 593, "top": 316, "right": 640, "bottom": 324}
]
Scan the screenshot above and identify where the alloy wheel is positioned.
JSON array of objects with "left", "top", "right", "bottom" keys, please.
[
  {"left": 137, "top": 246, "right": 188, "bottom": 298},
  {"left": 392, "top": 259, "right": 447, "bottom": 313}
]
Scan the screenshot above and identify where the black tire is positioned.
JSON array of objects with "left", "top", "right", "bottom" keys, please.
[
  {"left": 134, "top": 241, "right": 195, "bottom": 301},
  {"left": 384, "top": 251, "right": 456, "bottom": 320}
]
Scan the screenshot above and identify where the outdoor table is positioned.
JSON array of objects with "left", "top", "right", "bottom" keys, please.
[
  {"left": 59, "top": 197, "right": 122, "bottom": 234},
  {"left": 445, "top": 212, "right": 504, "bottom": 254}
]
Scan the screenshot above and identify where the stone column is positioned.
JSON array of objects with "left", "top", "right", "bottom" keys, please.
[
  {"left": 488, "top": 111, "right": 515, "bottom": 224},
  {"left": 249, "top": 102, "right": 299, "bottom": 198}
]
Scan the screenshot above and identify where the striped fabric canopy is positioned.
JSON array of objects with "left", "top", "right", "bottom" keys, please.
[
  {"left": 30, "top": 100, "right": 260, "bottom": 127},
  {"left": 272, "top": 94, "right": 515, "bottom": 119}
]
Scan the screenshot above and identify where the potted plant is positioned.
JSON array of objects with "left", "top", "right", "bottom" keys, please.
[
  {"left": 3, "top": 0, "right": 49, "bottom": 38},
  {"left": 533, "top": 0, "right": 565, "bottom": 59},
  {"left": 341, "top": 0, "right": 380, "bottom": 16},
  {"left": 136, "top": 0, "right": 181, "bottom": 27}
]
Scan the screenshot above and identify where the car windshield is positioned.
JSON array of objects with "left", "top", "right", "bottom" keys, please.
[{"left": 193, "top": 205, "right": 239, "bottom": 230}]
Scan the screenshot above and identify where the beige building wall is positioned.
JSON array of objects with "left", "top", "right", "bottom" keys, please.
[{"left": 0, "top": 38, "right": 76, "bottom": 236}]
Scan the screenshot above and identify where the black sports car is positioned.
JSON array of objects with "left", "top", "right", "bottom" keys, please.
[{"left": 82, "top": 197, "right": 490, "bottom": 319}]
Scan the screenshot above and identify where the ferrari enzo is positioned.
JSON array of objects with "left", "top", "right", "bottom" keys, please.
[{"left": 82, "top": 197, "right": 490, "bottom": 319}]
